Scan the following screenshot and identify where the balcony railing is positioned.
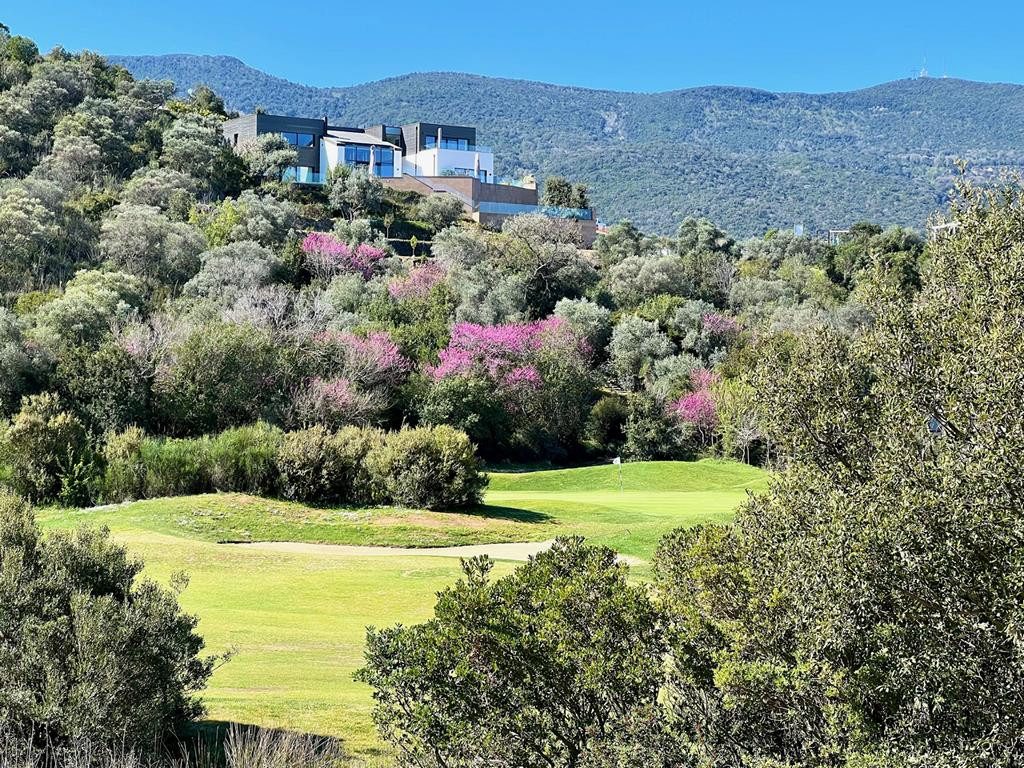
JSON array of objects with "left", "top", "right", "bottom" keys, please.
[
  {"left": 422, "top": 141, "right": 493, "bottom": 154},
  {"left": 478, "top": 202, "right": 593, "bottom": 220},
  {"left": 282, "top": 166, "right": 325, "bottom": 185},
  {"left": 492, "top": 175, "right": 532, "bottom": 188}
]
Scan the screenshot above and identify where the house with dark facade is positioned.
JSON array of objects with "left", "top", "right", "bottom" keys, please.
[{"left": 221, "top": 112, "right": 596, "bottom": 245}]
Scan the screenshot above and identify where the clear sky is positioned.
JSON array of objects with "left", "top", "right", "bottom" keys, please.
[{"left": 5, "top": 0, "right": 1023, "bottom": 93}]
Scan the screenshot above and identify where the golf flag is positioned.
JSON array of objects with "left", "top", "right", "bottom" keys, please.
[{"left": 612, "top": 456, "right": 621, "bottom": 465}]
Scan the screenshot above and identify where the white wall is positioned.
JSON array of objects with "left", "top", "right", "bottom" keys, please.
[
  {"left": 322, "top": 140, "right": 403, "bottom": 178},
  {"left": 402, "top": 147, "right": 495, "bottom": 179}
]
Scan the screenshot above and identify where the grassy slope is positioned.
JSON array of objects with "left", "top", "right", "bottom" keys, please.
[
  {"left": 40, "top": 460, "right": 766, "bottom": 560},
  {"left": 38, "top": 459, "right": 766, "bottom": 759}
]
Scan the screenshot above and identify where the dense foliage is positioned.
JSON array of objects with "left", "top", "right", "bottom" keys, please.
[
  {"left": 0, "top": 23, "right": 934, "bottom": 504},
  {"left": 358, "top": 537, "right": 665, "bottom": 768},
  {"left": 0, "top": 490, "right": 212, "bottom": 749},
  {"left": 361, "top": 177, "right": 1024, "bottom": 766},
  {"left": 110, "top": 54, "right": 1024, "bottom": 234}
]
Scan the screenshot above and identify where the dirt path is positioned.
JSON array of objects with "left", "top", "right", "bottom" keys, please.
[{"left": 226, "top": 539, "right": 643, "bottom": 565}]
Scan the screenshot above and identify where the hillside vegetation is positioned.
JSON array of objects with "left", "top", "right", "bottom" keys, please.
[{"left": 111, "top": 54, "right": 1024, "bottom": 234}]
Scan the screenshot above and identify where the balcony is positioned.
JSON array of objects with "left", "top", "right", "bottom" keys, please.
[
  {"left": 422, "top": 138, "right": 493, "bottom": 153},
  {"left": 478, "top": 202, "right": 593, "bottom": 220},
  {"left": 282, "top": 166, "right": 325, "bottom": 185}
]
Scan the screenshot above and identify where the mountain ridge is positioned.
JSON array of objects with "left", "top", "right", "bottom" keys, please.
[{"left": 109, "top": 53, "right": 1024, "bottom": 235}]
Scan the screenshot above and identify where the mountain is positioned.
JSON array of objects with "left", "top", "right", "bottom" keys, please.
[{"left": 109, "top": 54, "right": 1024, "bottom": 236}]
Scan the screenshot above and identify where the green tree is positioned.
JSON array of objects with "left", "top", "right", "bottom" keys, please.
[
  {"left": 0, "top": 392, "right": 93, "bottom": 504},
  {"left": 238, "top": 132, "right": 298, "bottom": 183},
  {"left": 359, "top": 537, "right": 664, "bottom": 768},
  {"left": 154, "top": 323, "right": 287, "bottom": 435},
  {"left": 656, "top": 177, "right": 1024, "bottom": 766},
  {"left": 415, "top": 192, "right": 465, "bottom": 231},
  {"left": 0, "top": 491, "right": 213, "bottom": 749}
]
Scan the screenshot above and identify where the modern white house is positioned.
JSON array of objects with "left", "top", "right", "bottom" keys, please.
[{"left": 221, "top": 113, "right": 595, "bottom": 244}]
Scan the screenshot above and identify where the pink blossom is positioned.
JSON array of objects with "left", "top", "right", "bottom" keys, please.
[
  {"left": 309, "top": 330, "right": 410, "bottom": 390},
  {"left": 301, "top": 232, "right": 385, "bottom": 279},
  {"left": 689, "top": 367, "right": 720, "bottom": 392},
  {"left": 388, "top": 261, "right": 446, "bottom": 300},
  {"left": 668, "top": 389, "right": 718, "bottom": 429},
  {"left": 702, "top": 312, "right": 741, "bottom": 336},
  {"left": 293, "top": 376, "right": 381, "bottom": 427},
  {"left": 429, "top": 316, "right": 584, "bottom": 381},
  {"left": 504, "top": 365, "right": 542, "bottom": 389}
]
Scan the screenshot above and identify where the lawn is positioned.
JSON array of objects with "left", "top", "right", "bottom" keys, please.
[{"left": 37, "top": 459, "right": 766, "bottom": 761}]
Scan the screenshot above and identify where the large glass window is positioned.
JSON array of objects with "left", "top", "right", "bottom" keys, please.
[
  {"left": 440, "top": 137, "right": 469, "bottom": 150},
  {"left": 344, "top": 144, "right": 387, "bottom": 168},
  {"left": 282, "top": 166, "right": 322, "bottom": 184},
  {"left": 281, "top": 131, "right": 315, "bottom": 148},
  {"left": 424, "top": 135, "right": 436, "bottom": 149},
  {"left": 376, "top": 148, "right": 394, "bottom": 177}
]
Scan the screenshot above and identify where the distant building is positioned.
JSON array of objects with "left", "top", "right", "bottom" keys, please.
[{"left": 221, "top": 112, "right": 597, "bottom": 245}]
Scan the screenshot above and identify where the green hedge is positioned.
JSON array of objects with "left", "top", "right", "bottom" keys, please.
[{"left": 100, "top": 422, "right": 485, "bottom": 510}]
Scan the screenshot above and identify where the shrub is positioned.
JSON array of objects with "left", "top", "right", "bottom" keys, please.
[
  {"left": 585, "top": 395, "right": 629, "bottom": 456},
  {"left": 0, "top": 392, "right": 95, "bottom": 503},
  {"left": 101, "top": 425, "right": 147, "bottom": 501},
  {"left": 139, "top": 436, "right": 210, "bottom": 498},
  {"left": 358, "top": 537, "right": 663, "bottom": 767},
  {"left": 0, "top": 491, "right": 212, "bottom": 749},
  {"left": 206, "top": 422, "right": 283, "bottom": 496},
  {"left": 332, "top": 425, "right": 386, "bottom": 506},
  {"left": 276, "top": 426, "right": 339, "bottom": 503},
  {"left": 367, "top": 425, "right": 486, "bottom": 510}
]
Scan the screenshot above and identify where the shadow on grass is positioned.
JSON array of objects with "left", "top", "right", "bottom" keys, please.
[
  {"left": 460, "top": 503, "right": 552, "bottom": 524},
  {"left": 187, "top": 720, "right": 391, "bottom": 766}
]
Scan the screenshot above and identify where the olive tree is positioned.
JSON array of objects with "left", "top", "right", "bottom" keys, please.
[
  {"left": 656, "top": 177, "right": 1024, "bottom": 766},
  {"left": 359, "top": 537, "right": 664, "bottom": 768},
  {"left": 99, "top": 203, "right": 205, "bottom": 284},
  {"left": 238, "top": 132, "right": 298, "bottom": 183},
  {"left": 607, "top": 314, "right": 675, "bottom": 390},
  {"left": 415, "top": 193, "right": 465, "bottom": 231},
  {"left": 0, "top": 491, "right": 213, "bottom": 748}
]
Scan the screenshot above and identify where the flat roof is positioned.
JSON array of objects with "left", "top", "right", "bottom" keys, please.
[{"left": 324, "top": 129, "right": 399, "bottom": 148}]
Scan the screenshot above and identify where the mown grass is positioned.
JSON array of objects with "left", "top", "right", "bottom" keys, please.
[{"left": 37, "top": 459, "right": 767, "bottom": 760}]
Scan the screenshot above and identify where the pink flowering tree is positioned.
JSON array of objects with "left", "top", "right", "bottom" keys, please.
[
  {"left": 424, "top": 316, "right": 595, "bottom": 456},
  {"left": 308, "top": 330, "right": 411, "bottom": 391},
  {"left": 290, "top": 376, "right": 382, "bottom": 428},
  {"left": 301, "top": 232, "right": 386, "bottom": 280},
  {"left": 388, "top": 261, "right": 446, "bottom": 300},
  {"left": 668, "top": 367, "right": 720, "bottom": 448},
  {"left": 429, "top": 316, "right": 588, "bottom": 382},
  {"left": 701, "top": 312, "right": 742, "bottom": 349},
  {"left": 292, "top": 330, "right": 411, "bottom": 428}
]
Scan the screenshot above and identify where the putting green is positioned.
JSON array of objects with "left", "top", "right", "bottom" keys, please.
[{"left": 38, "top": 459, "right": 766, "bottom": 760}]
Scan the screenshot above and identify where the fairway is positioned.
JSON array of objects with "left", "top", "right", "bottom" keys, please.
[{"left": 38, "top": 459, "right": 766, "bottom": 760}]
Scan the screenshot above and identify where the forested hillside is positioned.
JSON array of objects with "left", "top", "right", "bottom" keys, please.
[{"left": 110, "top": 53, "right": 1024, "bottom": 234}]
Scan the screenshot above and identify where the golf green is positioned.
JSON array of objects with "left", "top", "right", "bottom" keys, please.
[{"left": 38, "top": 459, "right": 766, "bottom": 760}]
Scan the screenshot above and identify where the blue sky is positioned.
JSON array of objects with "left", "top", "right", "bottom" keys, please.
[{"left": 5, "top": 0, "right": 1024, "bottom": 93}]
